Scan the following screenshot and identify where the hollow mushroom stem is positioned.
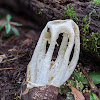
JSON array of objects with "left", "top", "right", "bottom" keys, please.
[{"left": 21, "top": 19, "right": 80, "bottom": 100}]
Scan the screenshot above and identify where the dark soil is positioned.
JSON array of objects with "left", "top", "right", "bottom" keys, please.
[{"left": 0, "top": 17, "right": 41, "bottom": 100}]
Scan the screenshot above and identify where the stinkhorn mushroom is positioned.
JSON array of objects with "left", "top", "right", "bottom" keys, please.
[{"left": 21, "top": 19, "right": 80, "bottom": 100}]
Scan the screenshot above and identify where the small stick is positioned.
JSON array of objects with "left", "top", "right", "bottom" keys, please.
[
  {"left": 79, "top": 64, "right": 100, "bottom": 98},
  {"left": 0, "top": 67, "right": 15, "bottom": 71}
]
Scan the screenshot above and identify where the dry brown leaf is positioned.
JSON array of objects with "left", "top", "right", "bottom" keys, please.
[{"left": 70, "top": 85, "right": 85, "bottom": 100}]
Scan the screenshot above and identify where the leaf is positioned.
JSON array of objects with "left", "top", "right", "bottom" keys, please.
[
  {"left": 59, "top": 85, "right": 64, "bottom": 95},
  {"left": 70, "top": 85, "right": 85, "bottom": 100},
  {"left": 74, "top": 72, "right": 100, "bottom": 85},
  {"left": 74, "top": 72, "right": 88, "bottom": 84},
  {"left": 92, "top": 0, "right": 100, "bottom": 6},
  {"left": 89, "top": 72, "right": 100, "bottom": 85},
  {"left": 83, "top": 15, "right": 87, "bottom": 23},
  {"left": 2, "top": 22, "right": 6, "bottom": 26},
  {"left": 11, "top": 27, "right": 20, "bottom": 36},
  {"left": 10, "top": 22, "right": 22, "bottom": 26},
  {"left": 6, "top": 14, "right": 12, "bottom": 21},
  {"left": 77, "top": 82, "right": 84, "bottom": 90},
  {"left": 0, "top": 22, "right": 7, "bottom": 31},
  {"left": 90, "top": 92, "right": 99, "bottom": 100},
  {"left": 5, "top": 23, "right": 11, "bottom": 34},
  {"left": 67, "top": 80, "right": 76, "bottom": 86}
]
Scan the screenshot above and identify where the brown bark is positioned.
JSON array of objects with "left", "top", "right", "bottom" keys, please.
[{"left": 0, "top": 0, "right": 100, "bottom": 32}]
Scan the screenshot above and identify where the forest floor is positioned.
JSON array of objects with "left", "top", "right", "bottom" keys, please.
[
  {"left": 0, "top": 15, "right": 41, "bottom": 100},
  {"left": 0, "top": 7, "right": 100, "bottom": 100}
]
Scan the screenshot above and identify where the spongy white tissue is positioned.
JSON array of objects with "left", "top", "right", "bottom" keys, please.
[{"left": 26, "top": 19, "right": 80, "bottom": 88}]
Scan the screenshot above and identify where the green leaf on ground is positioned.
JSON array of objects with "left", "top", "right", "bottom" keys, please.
[
  {"left": 74, "top": 71, "right": 87, "bottom": 84},
  {"left": 59, "top": 85, "right": 64, "bottom": 95},
  {"left": 5, "top": 23, "right": 11, "bottom": 34},
  {"left": 12, "top": 27, "right": 20, "bottom": 36},
  {"left": 6, "top": 14, "right": 12, "bottom": 22},
  {"left": 90, "top": 92, "right": 99, "bottom": 100},
  {"left": 11, "top": 22, "right": 22, "bottom": 26},
  {"left": 89, "top": 72, "right": 100, "bottom": 85},
  {"left": 91, "top": 0, "right": 100, "bottom": 6},
  {"left": 0, "top": 22, "right": 6, "bottom": 31},
  {"left": 74, "top": 72, "right": 100, "bottom": 85},
  {"left": 77, "top": 82, "right": 84, "bottom": 90},
  {"left": 67, "top": 80, "right": 76, "bottom": 86},
  {"left": 2, "top": 22, "right": 6, "bottom": 26}
]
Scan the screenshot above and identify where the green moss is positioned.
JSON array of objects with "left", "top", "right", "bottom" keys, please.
[
  {"left": 89, "top": 33, "right": 100, "bottom": 56},
  {"left": 59, "top": 85, "right": 64, "bottom": 95},
  {"left": 82, "top": 32, "right": 100, "bottom": 57},
  {"left": 63, "top": 4, "right": 78, "bottom": 23},
  {"left": 82, "top": 9, "right": 100, "bottom": 57},
  {"left": 38, "top": 9, "right": 44, "bottom": 14},
  {"left": 91, "top": 0, "right": 100, "bottom": 6}
]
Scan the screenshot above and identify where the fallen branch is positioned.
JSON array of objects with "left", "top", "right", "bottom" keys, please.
[{"left": 79, "top": 64, "right": 100, "bottom": 98}]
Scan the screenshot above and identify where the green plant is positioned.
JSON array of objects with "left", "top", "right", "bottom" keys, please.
[
  {"left": 90, "top": 92, "right": 99, "bottom": 100},
  {"left": 82, "top": 32, "right": 100, "bottom": 56},
  {"left": 63, "top": 4, "right": 78, "bottom": 22},
  {"left": 83, "top": 15, "right": 87, "bottom": 23},
  {"left": 38, "top": 9, "right": 44, "bottom": 14},
  {"left": 74, "top": 71, "right": 100, "bottom": 85},
  {"left": 67, "top": 79, "right": 84, "bottom": 91},
  {"left": 82, "top": 10, "right": 96, "bottom": 34},
  {"left": 89, "top": 32, "right": 100, "bottom": 56},
  {"left": 0, "top": 14, "right": 22, "bottom": 36},
  {"left": 91, "top": 0, "right": 100, "bottom": 6},
  {"left": 82, "top": 10, "right": 97, "bottom": 51},
  {"left": 82, "top": 15, "right": 88, "bottom": 49},
  {"left": 58, "top": 85, "right": 64, "bottom": 95},
  {"left": 89, "top": 9, "right": 96, "bottom": 23}
]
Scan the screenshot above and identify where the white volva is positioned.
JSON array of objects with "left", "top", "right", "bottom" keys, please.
[{"left": 26, "top": 19, "right": 80, "bottom": 88}]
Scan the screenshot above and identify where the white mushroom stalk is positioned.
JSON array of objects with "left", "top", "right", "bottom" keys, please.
[
  {"left": 21, "top": 19, "right": 80, "bottom": 100},
  {"left": 27, "top": 19, "right": 80, "bottom": 87}
]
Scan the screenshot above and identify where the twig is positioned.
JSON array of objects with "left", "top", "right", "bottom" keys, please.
[
  {"left": 0, "top": 67, "right": 15, "bottom": 71},
  {"left": 79, "top": 63, "right": 100, "bottom": 98}
]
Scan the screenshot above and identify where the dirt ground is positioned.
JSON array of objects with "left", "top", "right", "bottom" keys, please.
[
  {"left": 0, "top": 11, "right": 100, "bottom": 100},
  {"left": 0, "top": 18, "right": 41, "bottom": 99}
]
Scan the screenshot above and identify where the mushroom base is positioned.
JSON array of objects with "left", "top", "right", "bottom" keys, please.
[{"left": 21, "top": 84, "right": 59, "bottom": 100}]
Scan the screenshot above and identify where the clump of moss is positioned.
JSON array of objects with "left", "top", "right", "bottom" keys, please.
[
  {"left": 81, "top": 9, "right": 100, "bottom": 57},
  {"left": 82, "top": 32, "right": 100, "bottom": 56},
  {"left": 63, "top": 4, "right": 78, "bottom": 23},
  {"left": 89, "top": 33, "right": 100, "bottom": 56},
  {"left": 91, "top": 0, "right": 100, "bottom": 6}
]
